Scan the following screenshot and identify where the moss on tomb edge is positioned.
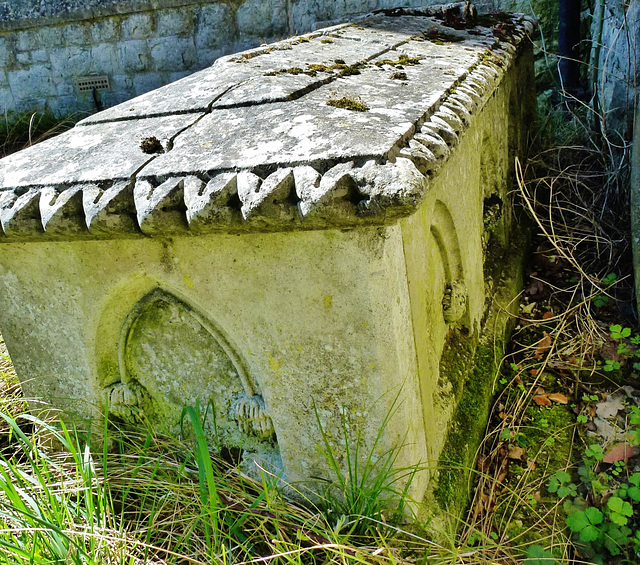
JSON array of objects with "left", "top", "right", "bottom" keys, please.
[{"left": 424, "top": 228, "right": 530, "bottom": 534}]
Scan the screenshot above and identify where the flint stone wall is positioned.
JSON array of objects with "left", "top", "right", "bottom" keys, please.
[
  {"left": 2, "top": 0, "right": 515, "bottom": 117},
  {"left": 0, "top": 12, "right": 535, "bottom": 517}
]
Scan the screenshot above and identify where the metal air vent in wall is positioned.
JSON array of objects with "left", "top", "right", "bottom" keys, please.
[{"left": 76, "top": 76, "right": 110, "bottom": 92}]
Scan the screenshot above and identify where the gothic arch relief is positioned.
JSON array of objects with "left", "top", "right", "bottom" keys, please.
[
  {"left": 430, "top": 200, "right": 468, "bottom": 325},
  {"left": 104, "top": 289, "right": 276, "bottom": 454}
]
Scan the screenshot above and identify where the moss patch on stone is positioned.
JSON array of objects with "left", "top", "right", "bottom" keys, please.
[
  {"left": 326, "top": 97, "right": 369, "bottom": 112},
  {"left": 375, "top": 54, "right": 423, "bottom": 68},
  {"left": 433, "top": 336, "right": 500, "bottom": 515},
  {"left": 266, "top": 60, "right": 365, "bottom": 78}
]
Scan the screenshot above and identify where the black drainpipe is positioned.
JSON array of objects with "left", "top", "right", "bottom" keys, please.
[{"left": 559, "top": 0, "right": 583, "bottom": 96}]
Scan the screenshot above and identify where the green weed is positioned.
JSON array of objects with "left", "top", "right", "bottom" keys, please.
[{"left": 313, "top": 400, "right": 420, "bottom": 539}]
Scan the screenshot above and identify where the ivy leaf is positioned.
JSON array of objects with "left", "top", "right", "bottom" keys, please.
[
  {"left": 584, "top": 444, "right": 604, "bottom": 461},
  {"left": 566, "top": 507, "right": 603, "bottom": 542},
  {"left": 602, "top": 523, "right": 632, "bottom": 556},
  {"left": 523, "top": 545, "right": 557, "bottom": 565},
  {"left": 607, "top": 496, "right": 633, "bottom": 525},
  {"left": 627, "top": 486, "right": 640, "bottom": 501},
  {"left": 607, "top": 496, "right": 633, "bottom": 516},
  {"left": 557, "top": 484, "right": 576, "bottom": 498},
  {"left": 629, "top": 473, "right": 640, "bottom": 487}
]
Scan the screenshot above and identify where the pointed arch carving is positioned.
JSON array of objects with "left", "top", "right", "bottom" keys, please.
[
  {"left": 102, "top": 288, "right": 276, "bottom": 448},
  {"left": 430, "top": 200, "right": 468, "bottom": 325}
]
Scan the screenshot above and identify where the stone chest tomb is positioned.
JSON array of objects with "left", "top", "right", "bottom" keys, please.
[{"left": 0, "top": 9, "right": 535, "bottom": 515}]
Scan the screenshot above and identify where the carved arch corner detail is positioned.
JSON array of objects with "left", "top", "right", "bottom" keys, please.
[{"left": 430, "top": 200, "right": 468, "bottom": 326}]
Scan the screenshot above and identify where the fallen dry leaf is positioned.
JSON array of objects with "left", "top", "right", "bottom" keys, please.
[
  {"left": 534, "top": 332, "right": 552, "bottom": 360},
  {"left": 527, "top": 460, "right": 537, "bottom": 471},
  {"left": 603, "top": 443, "right": 640, "bottom": 464},
  {"left": 596, "top": 393, "right": 626, "bottom": 419},
  {"left": 543, "top": 311, "right": 554, "bottom": 319},
  {"left": 548, "top": 392, "right": 569, "bottom": 404},
  {"left": 533, "top": 395, "right": 552, "bottom": 406},
  {"left": 592, "top": 417, "right": 626, "bottom": 443}
]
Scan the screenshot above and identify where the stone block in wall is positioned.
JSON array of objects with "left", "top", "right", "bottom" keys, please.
[
  {"left": 0, "top": 37, "right": 14, "bottom": 68},
  {"left": 8, "top": 65, "right": 56, "bottom": 100},
  {"left": 50, "top": 46, "right": 91, "bottom": 76},
  {"left": 111, "top": 73, "right": 133, "bottom": 91},
  {"left": 122, "top": 12, "right": 154, "bottom": 40},
  {"left": 91, "top": 18, "right": 121, "bottom": 44},
  {"left": 16, "top": 52, "right": 30, "bottom": 65},
  {"left": 0, "top": 86, "right": 13, "bottom": 112},
  {"left": 48, "top": 94, "right": 88, "bottom": 117},
  {"left": 196, "top": 47, "right": 226, "bottom": 68},
  {"left": 133, "top": 72, "right": 164, "bottom": 96},
  {"left": 149, "top": 36, "right": 196, "bottom": 72},
  {"left": 37, "top": 26, "right": 64, "bottom": 50},
  {"left": 57, "top": 83, "right": 74, "bottom": 97},
  {"left": 31, "top": 49, "right": 49, "bottom": 63},
  {"left": 63, "top": 23, "right": 90, "bottom": 47},
  {"left": 291, "top": 0, "right": 333, "bottom": 33},
  {"left": 195, "top": 3, "right": 236, "bottom": 50},
  {"left": 237, "top": 0, "right": 289, "bottom": 38},
  {"left": 169, "top": 70, "right": 190, "bottom": 83},
  {"left": 16, "top": 30, "right": 38, "bottom": 52},
  {"left": 13, "top": 96, "right": 47, "bottom": 113},
  {"left": 118, "top": 39, "right": 150, "bottom": 73},
  {"left": 157, "top": 8, "right": 195, "bottom": 37},
  {"left": 90, "top": 43, "right": 119, "bottom": 75}
]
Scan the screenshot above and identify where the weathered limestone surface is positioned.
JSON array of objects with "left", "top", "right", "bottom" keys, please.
[{"left": 0, "top": 11, "right": 535, "bottom": 515}]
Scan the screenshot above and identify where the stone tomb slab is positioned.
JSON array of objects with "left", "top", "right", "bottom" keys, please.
[{"left": 0, "top": 11, "right": 536, "bottom": 521}]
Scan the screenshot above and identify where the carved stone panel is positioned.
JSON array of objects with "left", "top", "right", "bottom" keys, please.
[{"left": 107, "top": 289, "right": 277, "bottom": 460}]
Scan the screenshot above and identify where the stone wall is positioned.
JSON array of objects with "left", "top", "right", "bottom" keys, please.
[
  {"left": 0, "top": 0, "right": 509, "bottom": 118},
  {"left": 593, "top": 0, "right": 640, "bottom": 143}
]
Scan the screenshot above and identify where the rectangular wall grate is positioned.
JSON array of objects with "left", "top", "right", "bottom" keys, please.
[{"left": 76, "top": 76, "right": 110, "bottom": 92}]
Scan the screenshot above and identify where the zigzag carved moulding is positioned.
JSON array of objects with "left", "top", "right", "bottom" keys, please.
[{"left": 0, "top": 12, "right": 534, "bottom": 240}]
